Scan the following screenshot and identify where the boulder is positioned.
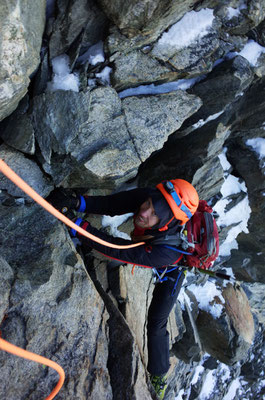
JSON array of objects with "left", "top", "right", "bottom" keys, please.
[
  {"left": 0, "top": 144, "right": 53, "bottom": 200},
  {"left": 0, "top": 0, "right": 46, "bottom": 121},
  {"left": 197, "top": 283, "right": 255, "bottom": 365}
]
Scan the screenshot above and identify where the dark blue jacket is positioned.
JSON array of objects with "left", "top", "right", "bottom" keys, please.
[{"left": 75, "top": 188, "right": 183, "bottom": 268}]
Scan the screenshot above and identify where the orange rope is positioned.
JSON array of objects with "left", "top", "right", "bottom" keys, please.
[
  {"left": 0, "top": 158, "right": 144, "bottom": 249},
  {"left": 0, "top": 338, "right": 65, "bottom": 400}
]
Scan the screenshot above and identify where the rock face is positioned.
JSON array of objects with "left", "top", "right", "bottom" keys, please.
[
  {"left": 0, "top": 206, "right": 112, "bottom": 400},
  {"left": 0, "top": 206, "right": 153, "bottom": 400},
  {"left": 197, "top": 284, "right": 254, "bottom": 365},
  {"left": 6, "top": 86, "right": 201, "bottom": 187},
  {"left": 0, "top": 0, "right": 46, "bottom": 121},
  {"left": 0, "top": 0, "right": 265, "bottom": 399}
]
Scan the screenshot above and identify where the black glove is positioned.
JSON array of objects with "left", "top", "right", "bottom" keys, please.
[{"left": 47, "top": 188, "right": 79, "bottom": 215}]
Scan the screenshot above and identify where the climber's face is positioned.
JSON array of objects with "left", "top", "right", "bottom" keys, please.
[{"left": 135, "top": 197, "right": 160, "bottom": 229}]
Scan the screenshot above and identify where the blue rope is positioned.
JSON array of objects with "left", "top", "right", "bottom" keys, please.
[
  {"left": 171, "top": 271, "right": 183, "bottom": 296},
  {"left": 161, "top": 244, "right": 192, "bottom": 255}
]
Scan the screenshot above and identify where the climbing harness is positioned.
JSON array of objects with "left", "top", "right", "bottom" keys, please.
[
  {"left": 0, "top": 337, "right": 65, "bottom": 400},
  {"left": 152, "top": 266, "right": 184, "bottom": 296}
]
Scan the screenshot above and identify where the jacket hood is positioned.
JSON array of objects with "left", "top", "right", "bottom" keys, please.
[{"left": 147, "top": 188, "right": 181, "bottom": 237}]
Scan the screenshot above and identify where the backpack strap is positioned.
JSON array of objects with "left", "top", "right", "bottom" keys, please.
[{"left": 151, "top": 234, "right": 183, "bottom": 247}]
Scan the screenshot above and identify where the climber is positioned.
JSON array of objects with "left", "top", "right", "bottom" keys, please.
[{"left": 48, "top": 179, "right": 199, "bottom": 400}]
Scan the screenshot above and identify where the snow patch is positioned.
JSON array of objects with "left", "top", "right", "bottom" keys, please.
[
  {"left": 218, "top": 149, "right": 231, "bottom": 171},
  {"left": 199, "top": 369, "right": 217, "bottom": 399},
  {"left": 179, "top": 280, "right": 225, "bottom": 319},
  {"left": 101, "top": 213, "right": 133, "bottom": 240},
  {"left": 47, "top": 54, "right": 79, "bottom": 92},
  {"left": 118, "top": 76, "right": 205, "bottom": 98},
  {"left": 227, "top": 7, "right": 241, "bottom": 19},
  {"left": 156, "top": 9, "right": 215, "bottom": 50},
  {"left": 77, "top": 41, "right": 105, "bottom": 65},
  {"left": 191, "top": 365, "right": 205, "bottom": 385},
  {"left": 175, "top": 388, "right": 185, "bottom": 400},
  {"left": 239, "top": 40, "right": 265, "bottom": 66},
  {"left": 191, "top": 111, "right": 224, "bottom": 130},
  {"left": 246, "top": 137, "right": 265, "bottom": 168},
  {"left": 223, "top": 378, "right": 242, "bottom": 400},
  {"left": 95, "top": 66, "right": 112, "bottom": 85}
]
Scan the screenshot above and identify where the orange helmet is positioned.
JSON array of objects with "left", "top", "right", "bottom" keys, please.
[{"left": 156, "top": 179, "right": 199, "bottom": 227}]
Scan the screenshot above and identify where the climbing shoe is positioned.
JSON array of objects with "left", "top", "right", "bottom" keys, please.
[{"left": 150, "top": 374, "right": 167, "bottom": 399}]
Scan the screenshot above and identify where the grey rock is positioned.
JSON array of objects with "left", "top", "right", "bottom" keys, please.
[
  {"left": 192, "top": 156, "right": 224, "bottom": 201},
  {"left": 0, "top": 256, "right": 14, "bottom": 322},
  {"left": 89, "top": 274, "right": 154, "bottom": 400},
  {"left": 0, "top": 96, "right": 35, "bottom": 154},
  {"left": 253, "top": 52, "right": 265, "bottom": 78},
  {"left": 216, "top": 0, "right": 265, "bottom": 36},
  {"left": 32, "top": 50, "right": 51, "bottom": 96},
  {"left": 112, "top": 50, "right": 179, "bottom": 91},
  {"left": 31, "top": 87, "right": 201, "bottom": 186},
  {"left": 172, "top": 289, "right": 203, "bottom": 364},
  {"left": 0, "top": 144, "right": 53, "bottom": 200},
  {"left": 138, "top": 115, "right": 226, "bottom": 200},
  {"left": 151, "top": 18, "right": 221, "bottom": 76},
  {"left": 225, "top": 135, "right": 265, "bottom": 284},
  {"left": 122, "top": 90, "right": 202, "bottom": 162},
  {"left": 31, "top": 87, "right": 141, "bottom": 185},
  {"left": 242, "top": 282, "right": 265, "bottom": 325},
  {"left": 197, "top": 283, "right": 255, "bottom": 365},
  {"left": 0, "top": 0, "right": 46, "bottom": 121},
  {"left": 49, "top": 0, "right": 108, "bottom": 61},
  {"left": 255, "top": 18, "right": 265, "bottom": 46},
  {"left": 32, "top": 90, "right": 91, "bottom": 164},
  {"left": 97, "top": 0, "right": 196, "bottom": 39},
  {"left": 184, "top": 56, "right": 254, "bottom": 126},
  {"left": 0, "top": 205, "right": 112, "bottom": 399}
]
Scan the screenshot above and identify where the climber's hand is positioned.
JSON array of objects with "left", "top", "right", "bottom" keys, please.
[{"left": 47, "top": 188, "right": 79, "bottom": 215}]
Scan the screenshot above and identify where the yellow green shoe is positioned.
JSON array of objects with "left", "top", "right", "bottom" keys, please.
[{"left": 150, "top": 374, "right": 167, "bottom": 399}]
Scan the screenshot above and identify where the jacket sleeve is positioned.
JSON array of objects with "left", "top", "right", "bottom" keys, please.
[
  {"left": 77, "top": 188, "right": 150, "bottom": 216},
  {"left": 76, "top": 221, "right": 183, "bottom": 268}
]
